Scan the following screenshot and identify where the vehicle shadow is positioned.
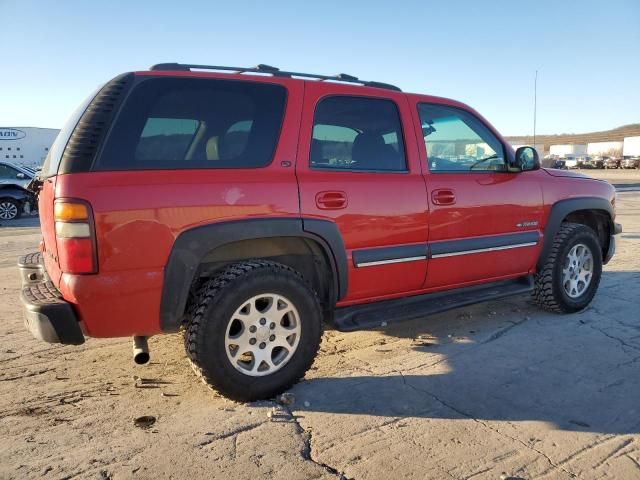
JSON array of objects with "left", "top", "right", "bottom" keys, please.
[
  {"left": 0, "top": 215, "right": 40, "bottom": 229},
  {"left": 293, "top": 271, "right": 640, "bottom": 435}
]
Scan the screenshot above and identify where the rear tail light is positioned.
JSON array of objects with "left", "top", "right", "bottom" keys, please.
[{"left": 54, "top": 199, "right": 98, "bottom": 274}]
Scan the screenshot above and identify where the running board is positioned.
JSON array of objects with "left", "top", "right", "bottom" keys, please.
[{"left": 333, "top": 276, "right": 534, "bottom": 332}]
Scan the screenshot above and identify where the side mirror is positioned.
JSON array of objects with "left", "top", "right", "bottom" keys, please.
[
  {"left": 16, "top": 173, "right": 26, "bottom": 179},
  {"left": 513, "top": 146, "right": 540, "bottom": 172}
]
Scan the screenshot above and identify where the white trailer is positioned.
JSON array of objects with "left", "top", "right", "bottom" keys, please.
[
  {"left": 0, "top": 127, "right": 59, "bottom": 168},
  {"left": 587, "top": 141, "right": 623, "bottom": 156},
  {"left": 623, "top": 136, "right": 640, "bottom": 157},
  {"left": 549, "top": 144, "right": 588, "bottom": 157}
]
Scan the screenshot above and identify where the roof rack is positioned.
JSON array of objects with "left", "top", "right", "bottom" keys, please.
[{"left": 149, "top": 63, "right": 401, "bottom": 92}]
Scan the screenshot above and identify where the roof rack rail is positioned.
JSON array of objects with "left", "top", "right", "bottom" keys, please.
[{"left": 149, "top": 63, "right": 401, "bottom": 92}]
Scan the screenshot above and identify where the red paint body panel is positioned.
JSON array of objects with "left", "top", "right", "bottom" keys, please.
[
  {"left": 37, "top": 70, "right": 616, "bottom": 338},
  {"left": 51, "top": 75, "right": 304, "bottom": 337},
  {"left": 296, "top": 82, "right": 429, "bottom": 301}
]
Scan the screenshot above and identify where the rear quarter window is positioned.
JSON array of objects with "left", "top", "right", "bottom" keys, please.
[
  {"left": 95, "top": 77, "right": 287, "bottom": 170},
  {"left": 40, "top": 87, "right": 101, "bottom": 178}
]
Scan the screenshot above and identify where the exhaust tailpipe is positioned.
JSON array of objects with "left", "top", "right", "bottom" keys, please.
[{"left": 133, "top": 336, "right": 150, "bottom": 365}]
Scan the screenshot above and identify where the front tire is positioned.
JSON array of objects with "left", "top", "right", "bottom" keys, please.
[
  {"left": 184, "top": 260, "right": 323, "bottom": 401},
  {"left": 0, "top": 199, "right": 20, "bottom": 220},
  {"left": 534, "top": 223, "right": 602, "bottom": 313}
]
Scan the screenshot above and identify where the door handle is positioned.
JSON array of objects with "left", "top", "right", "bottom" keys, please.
[
  {"left": 316, "top": 191, "right": 348, "bottom": 210},
  {"left": 431, "top": 188, "right": 456, "bottom": 205}
]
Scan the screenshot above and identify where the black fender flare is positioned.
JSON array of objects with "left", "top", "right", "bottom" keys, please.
[
  {"left": 159, "top": 217, "right": 347, "bottom": 332},
  {"left": 537, "top": 197, "right": 614, "bottom": 270}
]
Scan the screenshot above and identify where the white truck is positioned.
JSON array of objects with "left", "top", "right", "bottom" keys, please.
[{"left": 623, "top": 136, "right": 640, "bottom": 157}]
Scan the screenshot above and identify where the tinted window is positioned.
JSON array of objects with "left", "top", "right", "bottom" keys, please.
[
  {"left": 135, "top": 118, "right": 200, "bottom": 161},
  {"left": 310, "top": 96, "right": 406, "bottom": 171},
  {"left": 0, "top": 164, "right": 20, "bottom": 179},
  {"left": 97, "top": 78, "right": 286, "bottom": 170},
  {"left": 418, "top": 104, "right": 506, "bottom": 172}
]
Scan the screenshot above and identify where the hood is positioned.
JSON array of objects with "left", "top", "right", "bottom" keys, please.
[{"left": 542, "top": 168, "right": 604, "bottom": 180}]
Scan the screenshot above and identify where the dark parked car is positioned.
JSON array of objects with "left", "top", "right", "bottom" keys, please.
[
  {"left": 603, "top": 157, "right": 621, "bottom": 169},
  {"left": 622, "top": 156, "right": 640, "bottom": 169},
  {"left": 586, "top": 156, "right": 605, "bottom": 169},
  {"left": 0, "top": 161, "right": 35, "bottom": 189},
  {"left": 0, "top": 185, "right": 35, "bottom": 220}
]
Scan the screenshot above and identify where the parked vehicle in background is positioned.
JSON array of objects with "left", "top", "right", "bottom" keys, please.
[
  {"left": 622, "top": 156, "right": 640, "bottom": 169},
  {"left": 551, "top": 159, "right": 567, "bottom": 170},
  {"left": 603, "top": 157, "right": 621, "bottom": 169},
  {"left": 17, "top": 63, "right": 621, "bottom": 401},
  {"left": 564, "top": 156, "right": 579, "bottom": 169},
  {"left": 0, "top": 185, "right": 35, "bottom": 220},
  {"left": 21, "top": 165, "right": 39, "bottom": 176},
  {"left": 575, "top": 156, "right": 593, "bottom": 168},
  {"left": 586, "top": 156, "right": 605, "bottom": 169},
  {"left": 0, "top": 161, "right": 35, "bottom": 189},
  {"left": 623, "top": 136, "right": 640, "bottom": 159}
]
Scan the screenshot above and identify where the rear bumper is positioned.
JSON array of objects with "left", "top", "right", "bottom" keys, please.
[
  {"left": 18, "top": 253, "right": 84, "bottom": 345},
  {"left": 604, "top": 223, "right": 622, "bottom": 265}
]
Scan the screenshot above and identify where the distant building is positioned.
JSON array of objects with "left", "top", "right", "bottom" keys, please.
[
  {"left": 623, "top": 136, "right": 640, "bottom": 157},
  {"left": 549, "top": 144, "right": 587, "bottom": 157},
  {"left": 587, "top": 141, "right": 623, "bottom": 157},
  {"left": 0, "top": 127, "right": 59, "bottom": 168}
]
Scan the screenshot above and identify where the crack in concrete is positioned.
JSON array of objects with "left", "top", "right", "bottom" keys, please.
[
  {"left": 197, "top": 421, "right": 264, "bottom": 447},
  {"left": 398, "top": 316, "right": 533, "bottom": 376},
  {"left": 393, "top": 369, "right": 578, "bottom": 479},
  {"left": 276, "top": 401, "right": 351, "bottom": 480},
  {"left": 627, "top": 454, "right": 640, "bottom": 471},
  {"left": 616, "top": 354, "right": 640, "bottom": 368},
  {"left": 592, "top": 438, "right": 635, "bottom": 470},
  {"left": 480, "top": 319, "right": 523, "bottom": 345},
  {"left": 589, "top": 325, "right": 640, "bottom": 353},
  {"left": 0, "top": 368, "right": 53, "bottom": 382}
]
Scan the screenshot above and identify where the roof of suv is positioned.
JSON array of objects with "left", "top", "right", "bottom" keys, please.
[{"left": 146, "top": 63, "right": 402, "bottom": 92}]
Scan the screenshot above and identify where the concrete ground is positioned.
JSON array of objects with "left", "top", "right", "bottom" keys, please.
[{"left": 0, "top": 176, "right": 639, "bottom": 480}]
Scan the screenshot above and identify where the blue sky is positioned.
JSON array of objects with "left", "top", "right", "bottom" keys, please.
[{"left": 1, "top": 0, "right": 638, "bottom": 135}]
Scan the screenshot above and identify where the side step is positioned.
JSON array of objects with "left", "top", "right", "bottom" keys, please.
[{"left": 333, "top": 276, "right": 534, "bottom": 332}]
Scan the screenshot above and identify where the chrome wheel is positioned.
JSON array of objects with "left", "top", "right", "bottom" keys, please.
[
  {"left": 224, "top": 293, "right": 301, "bottom": 377},
  {"left": 562, "top": 243, "right": 593, "bottom": 298},
  {"left": 0, "top": 201, "right": 18, "bottom": 220}
]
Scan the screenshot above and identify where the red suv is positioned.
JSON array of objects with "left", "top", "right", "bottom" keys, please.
[{"left": 19, "top": 63, "right": 621, "bottom": 401}]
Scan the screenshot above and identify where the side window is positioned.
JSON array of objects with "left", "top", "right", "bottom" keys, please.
[
  {"left": 418, "top": 104, "right": 506, "bottom": 172},
  {"left": 310, "top": 96, "right": 406, "bottom": 172},
  {"left": 0, "top": 165, "right": 19, "bottom": 179}
]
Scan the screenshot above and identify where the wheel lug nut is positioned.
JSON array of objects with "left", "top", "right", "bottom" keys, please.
[
  {"left": 269, "top": 335, "right": 275, "bottom": 341},
  {"left": 260, "top": 318, "right": 266, "bottom": 325},
  {"left": 259, "top": 342, "right": 266, "bottom": 349},
  {"left": 249, "top": 326, "right": 257, "bottom": 333},
  {"left": 270, "top": 322, "right": 276, "bottom": 329},
  {"left": 249, "top": 338, "right": 256, "bottom": 345}
]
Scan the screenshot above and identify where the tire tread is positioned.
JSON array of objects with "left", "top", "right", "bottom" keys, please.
[{"left": 184, "top": 260, "right": 322, "bottom": 401}]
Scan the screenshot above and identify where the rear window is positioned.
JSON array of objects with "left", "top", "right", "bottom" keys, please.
[{"left": 96, "top": 77, "right": 286, "bottom": 170}]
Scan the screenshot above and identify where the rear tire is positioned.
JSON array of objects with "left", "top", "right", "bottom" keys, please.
[
  {"left": 184, "top": 260, "right": 323, "bottom": 401},
  {"left": 534, "top": 223, "right": 602, "bottom": 313}
]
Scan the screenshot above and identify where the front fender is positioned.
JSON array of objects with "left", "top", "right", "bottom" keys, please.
[{"left": 537, "top": 197, "right": 614, "bottom": 270}]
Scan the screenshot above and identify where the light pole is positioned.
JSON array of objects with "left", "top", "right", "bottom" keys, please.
[{"left": 533, "top": 70, "right": 538, "bottom": 147}]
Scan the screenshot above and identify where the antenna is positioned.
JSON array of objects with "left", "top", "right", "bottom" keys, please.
[{"left": 533, "top": 70, "right": 538, "bottom": 147}]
